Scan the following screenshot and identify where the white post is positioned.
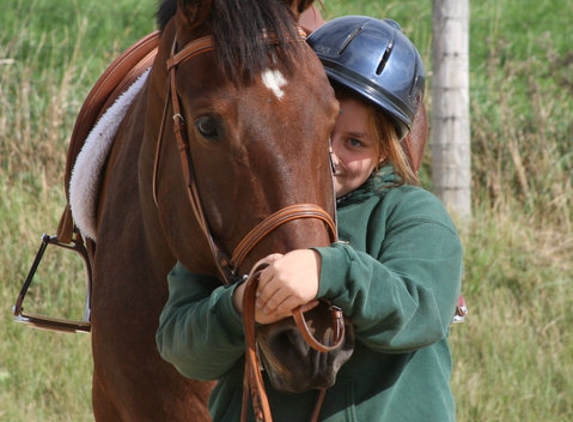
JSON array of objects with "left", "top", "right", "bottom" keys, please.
[{"left": 431, "top": 0, "right": 472, "bottom": 220}]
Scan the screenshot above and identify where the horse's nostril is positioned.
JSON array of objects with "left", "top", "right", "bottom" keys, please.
[{"left": 266, "top": 327, "right": 310, "bottom": 357}]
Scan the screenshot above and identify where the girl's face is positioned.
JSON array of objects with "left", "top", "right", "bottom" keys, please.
[{"left": 330, "top": 97, "right": 384, "bottom": 198}]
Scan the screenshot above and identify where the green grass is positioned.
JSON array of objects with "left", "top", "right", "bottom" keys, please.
[
  {"left": 452, "top": 209, "right": 573, "bottom": 420},
  {"left": 0, "top": 179, "right": 93, "bottom": 422},
  {"left": 1, "top": 0, "right": 572, "bottom": 420}
]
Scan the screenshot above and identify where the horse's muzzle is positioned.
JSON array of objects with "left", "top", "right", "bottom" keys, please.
[{"left": 256, "top": 303, "right": 354, "bottom": 393}]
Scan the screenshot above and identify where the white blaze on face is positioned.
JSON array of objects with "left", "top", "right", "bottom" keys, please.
[{"left": 261, "top": 69, "right": 287, "bottom": 100}]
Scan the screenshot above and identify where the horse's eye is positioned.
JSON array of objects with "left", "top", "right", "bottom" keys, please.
[{"left": 194, "top": 115, "right": 220, "bottom": 139}]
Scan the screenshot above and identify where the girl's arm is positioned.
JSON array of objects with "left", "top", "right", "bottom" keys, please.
[
  {"left": 315, "top": 191, "right": 463, "bottom": 352},
  {"left": 155, "top": 263, "right": 245, "bottom": 380}
]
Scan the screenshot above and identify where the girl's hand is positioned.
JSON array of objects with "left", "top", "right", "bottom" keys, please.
[
  {"left": 232, "top": 254, "right": 284, "bottom": 320},
  {"left": 232, "top": 250, "right": 322, "bottom": 325},
  {"left": 256, "top": 250, "right": 321, "bottom": 322}
]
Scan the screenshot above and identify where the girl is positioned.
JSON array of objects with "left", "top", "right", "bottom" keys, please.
[{"left": 156, "top": 16, "right": 463, "bottom": 422}]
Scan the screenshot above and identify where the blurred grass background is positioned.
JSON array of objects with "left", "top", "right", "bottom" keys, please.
[{"left": 1, "top": 0, "right": 571, "bottom": 420}]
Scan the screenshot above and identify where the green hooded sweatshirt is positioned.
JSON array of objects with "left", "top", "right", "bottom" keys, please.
[{"left": 156, "top": 165, "right": 463, "bottom": 421}]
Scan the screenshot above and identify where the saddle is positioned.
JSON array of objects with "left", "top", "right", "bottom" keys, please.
[
  {"left": 13, "top": 32, "right": 161, "bottom": 334},
  {"left": 56, "top": 31, "right": 160, "bottom": 244}
]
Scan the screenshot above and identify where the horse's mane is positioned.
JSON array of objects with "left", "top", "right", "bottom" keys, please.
[
  {"left": 156, "top": 0, "right": 303, "bottom": 84},
  {"left": 156, "top": 0, "right": 177, "bottom": 30}
]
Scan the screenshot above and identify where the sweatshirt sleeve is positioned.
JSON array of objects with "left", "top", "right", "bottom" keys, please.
[
  {"left": 155, "top": 262, "right": 245, "bottom": 380},
  {"left": 313, "top": 189, "right": 463, "bottom": 353}
]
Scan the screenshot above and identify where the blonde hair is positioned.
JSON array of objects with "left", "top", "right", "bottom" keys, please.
[
  {"left": 335, "top": 85, "right": 419, "bottom": 186},
  {"left": 368, "top": 109, "right": 419, "bottom": 185}
]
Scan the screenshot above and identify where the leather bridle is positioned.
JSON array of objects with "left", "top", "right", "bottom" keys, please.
[
  {"left": 154, "top": 29, "right": 339, "bottom": 283},
  {"left": 154, "top": 30, "right": 347, "bottom": 421}
]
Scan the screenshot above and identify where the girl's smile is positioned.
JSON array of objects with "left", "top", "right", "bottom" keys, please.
[{"left": 330, "top": 97, "right": 384, "bottom": 197}]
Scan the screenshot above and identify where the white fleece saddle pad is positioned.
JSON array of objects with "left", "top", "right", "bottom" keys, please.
[{"left": 69, "top": 68, "right": 150, "bottom": 241}]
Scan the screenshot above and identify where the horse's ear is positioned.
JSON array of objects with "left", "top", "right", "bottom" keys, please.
[
  {"left": 284, "top": 0, "right": 315, "bottom": 20},
  {"left": 287, "top": 1, "right": 325, "bottom": 35},
  {"left": 298, "top": 3, "right": 325, "bottom": 34},
  {"left": 177, "top": 0, "right": 212, "bottom": 28},
  {"left": 297, "top": 0, "right": 317, "bottom": 15}
]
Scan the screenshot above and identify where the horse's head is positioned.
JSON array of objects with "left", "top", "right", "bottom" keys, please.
[{"left": 144, "top": 0, "right": 353, "bottom": 393}]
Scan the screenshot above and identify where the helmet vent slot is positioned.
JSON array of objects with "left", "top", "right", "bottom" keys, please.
[
  {"left": 337, "top": 25, "right": 364, "bottom": 55},
  {"left": 409, "top": 62, "right": 422, "bottom": 98},
  {"left": 376, "top": 36, "right": 395, "bottom": 75}
]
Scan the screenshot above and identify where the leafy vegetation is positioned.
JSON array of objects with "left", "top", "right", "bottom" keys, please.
[{"left": 1, "top": 0, "right": 571, "bottom": 420}]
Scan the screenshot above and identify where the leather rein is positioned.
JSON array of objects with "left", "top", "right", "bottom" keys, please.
[
  {"left": 242, "top": 263, "right": 345, "bottom": 422},
  {"left": 154, "top": 30, "right": 346, "bottom": 421}
]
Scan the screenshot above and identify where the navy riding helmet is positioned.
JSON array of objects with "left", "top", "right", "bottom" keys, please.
[{"left": 307, "top": 16, "right": 425, "bottom": 140}]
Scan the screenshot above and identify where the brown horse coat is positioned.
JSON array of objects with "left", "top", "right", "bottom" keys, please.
[{"left": 89, "top": 1, "right": 341, "bottom": 420}]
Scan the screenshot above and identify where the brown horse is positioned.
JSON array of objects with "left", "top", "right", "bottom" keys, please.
[
  {"left": 85, "top": 0, "right": 354, "bottom": 420},
  {"left": 9, "top": 0, "right": 436, "bottom": 418}
]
